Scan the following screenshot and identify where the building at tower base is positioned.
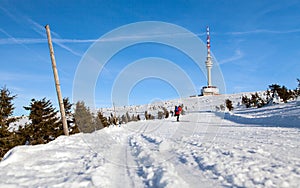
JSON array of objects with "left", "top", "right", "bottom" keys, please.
[{"left": 201, "top": 86, "right": 219, "bottom": 96}]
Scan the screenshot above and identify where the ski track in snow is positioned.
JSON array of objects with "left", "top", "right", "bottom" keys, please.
[{"left": 1, "top": 95, "right": 300, "bottom": 187}]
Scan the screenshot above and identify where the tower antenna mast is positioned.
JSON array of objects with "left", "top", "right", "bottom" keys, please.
[{"left": 206, "top": 26, "right": 213, "bottom": 86}]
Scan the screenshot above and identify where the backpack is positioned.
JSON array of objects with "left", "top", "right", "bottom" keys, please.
[
  {"left": 175, "top": 106, "right": 179, "bottom": 115},
  {"left": 178, "top": 106, "right": 182, "bottom": 112}
]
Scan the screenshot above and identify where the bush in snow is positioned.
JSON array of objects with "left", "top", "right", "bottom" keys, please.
[
  {"left": 220, "top": 104, "right": 225, "bottom": 111},
  {"left": 121, "top": 114, "right": 128, "bottom": 124},
  {"left": 144, "top": 111, "right": 154, "bottom": 120},
  {"left": 242, "top": 95, "right": 251, "bottom": 108},
  {"left": 242, "top": 93, "right": 266, "bottom": 108},
  {"left": 251, "top": 93, "right": 266, "bottom": 108},
  {"left": 269, "top": 84, "right": 293, "bottom": 103},
  {"left": 157, "top": 111, "right": 164, "bottom": 119},
  {"left": 126, "top": 112, "right": 131, "bottom": 122},
  {"left": 162, "top": 107, "right": 169, "bottom": 118},
  {"left": 109, "top": 113, "right": 118, "bottom": 125},
  {"left": 144, "top": 111, "right": 148, "bottom": 120},
  {"left": 131, "top": 114, "right": 139, "bottom": 121},
  {"left": 225, "top": 99, "right": 234, "bottom": 111}
]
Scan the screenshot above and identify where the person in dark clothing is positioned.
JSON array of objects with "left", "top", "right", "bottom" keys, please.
[{"left": 174, "top": 105, "right": 182, "bottom": 121}]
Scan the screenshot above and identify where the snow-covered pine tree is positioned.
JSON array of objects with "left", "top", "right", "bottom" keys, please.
[
  {"left": 63, "top": 97, "right": 80, "bottom": 134},
  {"left": 250, "top": 93, "right": 259, "bottom": 107},
  {"left": 269, "top": 84, "right": 293, "bottom": 103},
  {"left": 157, "top": 111, "right": 164, "bottom": 119},
  {"left": 126, "top": 112, "right": 131, "bottom": 122},
  {"left": 0, "top": 87, "right": 18, "bottom": 159},
  {"left": 269, "top": 84, "right": 281, "bottom": 98},
  {"left": 20, "top": 98, "right": 64, "bottom": 145},
  {"left": 63, "top": 97, "right": 72, "bottom": 116},
  {"left": 121, "top": 114, "right": 128, "bottom": 124},
  {"left": 131, "top": 114, "right": 136, "bottom": 121},
  {"left": 297, "top": 78, "right": 300, "bottom": 95},
  {"left": 0, "top": 87, "right": 16, "bottom": 132},
  {"left": 225, "top": 99, "right": 234, "bottom": 111},
  {"left": 74, "top": 101, "right": 95, "bottom": 133},
  {"left": 242, "top": 95, "right": 251, "bottom": 108},
  {"left": 296, "top": 79, "right": 300, "bottom": 106},
  {"left": 109, "top": 113, "right": 117, "bottom": 125},
  {"left": 22, "top": 98, "right": 64, "bottom": 145},
  {"left": 162, "top": 107, "right": 169, "bottom": 118},
  {"left": 96, "top": 111, "right": 108, "bottom": 128}
]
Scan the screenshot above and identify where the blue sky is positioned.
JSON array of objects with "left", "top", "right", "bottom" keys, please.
[{"left": 1, "top": 0, "right": 300, "bottom": 115}]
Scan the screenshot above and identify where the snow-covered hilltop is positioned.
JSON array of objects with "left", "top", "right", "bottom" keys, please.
[{"left": 1, "top": 93, "right": 300, "bottom": 187}]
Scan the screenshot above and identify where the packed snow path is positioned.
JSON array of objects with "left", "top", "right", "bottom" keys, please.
[{"left": 1, "top": 107, "right": 300, "bottom": 187}]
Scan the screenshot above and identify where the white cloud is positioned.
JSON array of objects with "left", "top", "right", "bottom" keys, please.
[
  {"left": 25, "top": 17, "right": 84, "bottom": 57},
  {"left": 219, "top": 49, "right": 244, "bottom": 65}
]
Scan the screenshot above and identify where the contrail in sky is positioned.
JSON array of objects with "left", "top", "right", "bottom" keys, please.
[
  {"left": 224, "top": 29, "right": 300, "bottom": 35},
  {"left": 0, "top": 4, "right": 83, "bottom": 57}
]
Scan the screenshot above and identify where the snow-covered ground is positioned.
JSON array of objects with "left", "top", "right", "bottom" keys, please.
[{"left": 1, "top": 94, "right": 300, "bottom": 187}]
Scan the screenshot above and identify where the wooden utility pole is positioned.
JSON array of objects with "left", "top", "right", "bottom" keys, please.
[{"left": 45, "top": 24, "right": 69, "bottom": 136}]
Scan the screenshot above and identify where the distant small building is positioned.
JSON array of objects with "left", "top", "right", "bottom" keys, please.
[{"left": 201, "top": 86, "right": 219, "bottom": 96}]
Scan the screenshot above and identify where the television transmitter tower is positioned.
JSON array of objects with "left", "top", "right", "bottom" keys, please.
[{"left": 201, "top": 26, "right": 219, "bottom": 96}]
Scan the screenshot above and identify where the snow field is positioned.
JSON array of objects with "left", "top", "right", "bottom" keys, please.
[{"left": 1, "top": 94, "right": 300, "bottom": 187}]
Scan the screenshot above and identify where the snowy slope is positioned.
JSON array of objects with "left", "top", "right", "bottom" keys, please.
[{"left": 1, "top": 94, "right": 300, "bottom": 188}]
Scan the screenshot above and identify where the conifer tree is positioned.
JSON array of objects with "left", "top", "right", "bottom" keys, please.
[
  {"left": 269, "top": 84, "right": 293, "bottom": 103},
  {"left": 0, "top": 87, "right": 18, "bottom": 159},
  {"left": 74, "top": 101, "right": 95, "bottom": 133},
  {"left": 297, "top": 78, "right": 300, "bottom": 96},
  {"left": 126, "top": 112, "right": 131, "bottom": 122},
  {"left": 121, "top": 114, "right": 128, "bottom": 124},
  {"left": 0, "top": 87, "right": 16, "bottom": 133},
  {"left": 157, "top": 111, "right": 164, "bottom": 119},
  {"left": 63, "top": 97, "right": 73, "bottom": 116},
  {"left": 95, "top": 111, "right": 108, "bottom": 129},
  {"left": 266, "top": 90, "right": 271, "bottom": 103},
  {"left": 109, "top": 113, "right": 117, "bottom": 125},
  {"left": 225, "top": 99, "right": 234, "bottom": 111},
  {"left": 160, "top": 107, "right": 169, "bottom": 118},
  {"left": 269, "top": 84, "right": 281, "bottom": 98},
  {"left": 242, "top": 95, "right": 251, "bottom": 108},
  {"left": 63, "top": 97, "right": 80, "bottom": 134},
  {"left": 145, "top": 111, "right": 149, "bottom": 120},
  {"left": 22, "top": 98, "right": 63, "bottom": 145},
  {"left": 250, "top": 93, "right": 259, "bottom": 107}
]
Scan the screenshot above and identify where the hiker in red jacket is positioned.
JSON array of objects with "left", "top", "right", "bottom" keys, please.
[{"left": 175, "top": 105, "right": 182, "bottom": 122}]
